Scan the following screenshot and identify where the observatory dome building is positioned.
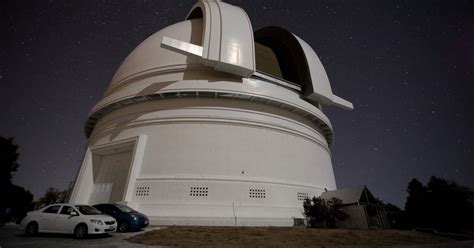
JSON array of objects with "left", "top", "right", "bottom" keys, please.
[{"left": 70, "top": 0, "right": 353, "bottom": 226}]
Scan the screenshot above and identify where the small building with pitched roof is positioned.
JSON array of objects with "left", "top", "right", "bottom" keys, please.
[{"left": 321, "top": 186, "right": 390, "bottom": 229}]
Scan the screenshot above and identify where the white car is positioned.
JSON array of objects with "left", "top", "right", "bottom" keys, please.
[{"left": 20, "top": 203, "right": 117, "bottom": 238}]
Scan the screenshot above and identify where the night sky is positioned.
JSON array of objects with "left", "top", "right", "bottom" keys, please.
[{"left": 1, "top": 0, "right": 473, "bottom": 207}]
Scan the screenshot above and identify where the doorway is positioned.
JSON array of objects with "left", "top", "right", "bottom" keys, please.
[{"left": 88, "top": 144, "right": 134, "bottom": 205}]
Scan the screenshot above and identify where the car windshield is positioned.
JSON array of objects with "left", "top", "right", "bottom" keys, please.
[
  {"left": 75, "top": 205, "right": 102, "bottom": 215},
  {"left": 115, "top": 204, "right": 136, "bottom": 213}
]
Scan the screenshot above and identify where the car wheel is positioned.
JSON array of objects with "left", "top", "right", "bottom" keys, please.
[
  {"left": 74, "top": 224, "right": 88, "bottom": 239},
  {"left": 117, "top": 222, "right": 129, "bottom": 232},
  {"left": 25, "top": 222, "right": 38, "bottom": 236}
]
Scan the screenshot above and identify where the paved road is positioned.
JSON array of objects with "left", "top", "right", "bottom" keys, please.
[{"left": 0, "top": 222, "right": 166, "bottom": 248}]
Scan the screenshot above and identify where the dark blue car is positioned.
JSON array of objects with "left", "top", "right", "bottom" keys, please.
[{"left": 93, "top": 204, "right": 149, "bottom": 232}]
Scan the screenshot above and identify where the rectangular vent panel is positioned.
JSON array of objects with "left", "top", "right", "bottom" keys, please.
[
  {"left": 190, "top": 187, "right": 208, "bottom": 197},
  {"left": 249, "top": 189, "right": 266, "bottom": 198},
  {"left": 297, "top": 192, "right": 309, "bottom": 201},
  {"left": 136, "top": 186, "right": 150, "bottom": 196}
]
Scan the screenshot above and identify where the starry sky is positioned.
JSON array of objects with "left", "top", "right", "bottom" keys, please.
[{"left": 1, "top": 0, "right": 473, "bottom": 207}]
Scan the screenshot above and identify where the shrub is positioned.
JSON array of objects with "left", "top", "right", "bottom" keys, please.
[{"left": 303, "top": 196, "right": 348, "bottom": 228}]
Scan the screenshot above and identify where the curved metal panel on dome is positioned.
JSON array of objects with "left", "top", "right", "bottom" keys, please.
[
  {"left": 293, "top": 35, "right": 353, "bottom": 110},
  {"left": 106, "top": 19, "right": 204, "bottom": 92},
  {"left": 292, "top": 35, "right": 333, "bottom": 105},
  {"left": 254, "top": 26, "right": 353, "bottom": 110},
  {"left": 186, "top": 0, "right": 256, "bottom": 77}
]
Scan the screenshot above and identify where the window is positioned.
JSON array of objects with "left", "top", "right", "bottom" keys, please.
[
  {"left": 59, "top": 206, "right": 73, "bottom": 215},
  {"left": 75, "top": 205, "right": 101, "bottom": 215},
  {"left": 115, "top": 204, "right": 137, "bottom": 213},
  {"left": 94, "top": 204, "right": 113, "bottom": 214},
  {"left": 43, "top": 205, "right": 61, "bottom": 214},
  {"left": 93, "top": 205, "right": 104, "bottom": 212},
  {"left": 108, "top": 205, "right": 120, "bottom": 213}
]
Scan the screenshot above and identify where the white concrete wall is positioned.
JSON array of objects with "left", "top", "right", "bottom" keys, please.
[{"left": 76, "top": 96, "right": 335, "bottom": 226}]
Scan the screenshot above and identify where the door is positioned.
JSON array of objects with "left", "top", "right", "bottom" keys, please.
[
  {"left": 89, "top": 149, "right": 133, "bottom": 204},
  {"left": 89, "top": 183, "right": 113, "bottom": 205},
  {"left": 55, "top": 205, "right": 79, "bottom": 233},
  {"left": 38, "top": 205, "right": 61, "bottom": 232}
]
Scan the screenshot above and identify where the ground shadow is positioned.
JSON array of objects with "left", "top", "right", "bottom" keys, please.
[{"left": 15, "top": 233, "right": 113, "bottom": 240}]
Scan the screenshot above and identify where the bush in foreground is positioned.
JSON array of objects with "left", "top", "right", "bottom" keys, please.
[{"left": 303, "top": 196, "right": 348, "bottom": 228}]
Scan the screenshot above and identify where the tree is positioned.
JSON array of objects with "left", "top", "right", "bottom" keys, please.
[
  {"left": 36, "top": 187, "right": 68, "bottom": 208},
  {"left": 7, "top": 184, "right": 33, "bottom": 223},
  {"left": 426, "top": 177, "right": 474, "bottom": 232},
  {"left": 405, "top": 178, "right": 429, "bottom": 228},
  {"left": 0, "top": 137, "right": 20, "bottom": 189},
  {"left": 303, "top": 196, "right": 348, "bottom": 228},
  {"left": 0, "top": 136, "right": 33, "bottom": 223},
  {"left": 404, "top": 177, "right": 474, "bottom": 232},
  {"left": 376, "top": 198, "right": 407, "bottom": 229}
]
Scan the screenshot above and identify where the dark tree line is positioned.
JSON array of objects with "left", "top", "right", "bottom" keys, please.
[
  {"left": 0, "top": 136, "right": 34, "bottom": 223},
  {"left": 378, "top": 177, "right": 474, "bottom": 232},
  {"left": 36, "top": 187, "right": 68, "bottom": 208},
  {"left": 405, "top": 177, "right": 474, "bottom": 232},
  {"left": 0, "top": 136, "right": 69, "bottom": 223},
  {"left": 302, "top": 176, "right": 473, "bottom": 232}
]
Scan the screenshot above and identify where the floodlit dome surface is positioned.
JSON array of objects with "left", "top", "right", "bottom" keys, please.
[
  {"left": 109, "top": 19, "right": 204, "bottom": 90},
  {"left": 71, "top": 0, "right": 353, "bottom": 226}
]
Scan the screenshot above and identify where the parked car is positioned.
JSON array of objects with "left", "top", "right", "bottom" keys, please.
[
  {"left": 93, "top": 204, "right": 148, "bottom": 232},
  {"left": 20, "top": 203, "right": 117, "bottom": 238}
]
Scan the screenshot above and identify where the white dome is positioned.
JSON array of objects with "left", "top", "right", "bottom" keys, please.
[
  {"left": 108, "top": 19, "right": 204, "bottom": 93},
  {"left": 72, "top": 0, "right": 353, "bottom": 227}
]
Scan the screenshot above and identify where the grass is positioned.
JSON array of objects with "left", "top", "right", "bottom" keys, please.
[{"left": 127, "top": 226, "right": 455, "bottom": 248}]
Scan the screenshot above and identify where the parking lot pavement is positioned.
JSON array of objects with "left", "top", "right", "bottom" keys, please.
[{"left": 0, "top": 222, "right": 165, "bottom": 248}]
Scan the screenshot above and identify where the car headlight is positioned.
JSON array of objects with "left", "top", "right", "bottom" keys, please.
[
  {"left": 130, "top": 214, "right": 138, "bottom": 221},
  {"left": 90, "top": 219, "right": 104, "bottom": 225}
]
